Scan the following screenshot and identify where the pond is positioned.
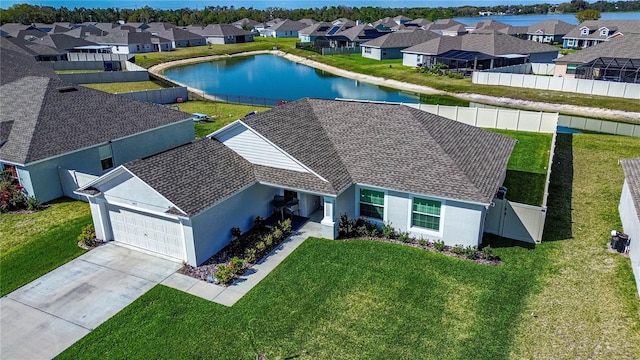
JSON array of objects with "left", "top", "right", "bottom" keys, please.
[{"left": 162, "top": 54, "right": 424, "bottom": 104}]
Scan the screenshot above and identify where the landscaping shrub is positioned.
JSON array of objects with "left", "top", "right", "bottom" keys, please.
[
  {"left": 272, "top": 228, "right": 283, "bottom": 241},
  {"left": 277, "top": 218, "right": 292, "bottom": 235},
  {"left": 25, "top": 196, "right": 40, "bottom": 211},
  {"left": 464, "top": 246, "right": 477, "bottom": 260},
  {"left": 481, "top": 245, "right": 494, "bottom": 260},
  {"left": 0, "top": 170, "right": 29, "bottom": 213},
  {"left": 434, "top": 240, "right": 445, "bottom": 251},
  {"left": 256, "top": 241, "right": 266, "bottom": 254},
  {"left": 452, "top": 244, "right": 464, "bottom": 255},
  {"left": 244, "top": 248, "right": 258, "bottom": 263},
  {"left": 215, "top": 264, "right": 235, "bottom": 284},
  {"left": 77, "top": 224, "right": 97, "bottom": 247},
  {"left": 356, "top": 224, "right": 369, "bottom": 237},
  {"left": 381, "top": 223, "right": 396, "bottom": 239},
  {"left": 253, "top": 216, "right": 267, "bottom": 231},
  {"left": 338, "top": 213, "right": 355, "bottom": 237},
  {"left": 230, "top": 257, "right": 244, "bottom": 274},
  {"left": 418, "top": 238, "right": 428, "bottom": 246},
  {"left": 264, "top": 233, "right": 274, "bottom": 247},
  {"left": 398, "top": 232, "right": 412, "bottom": 243}
]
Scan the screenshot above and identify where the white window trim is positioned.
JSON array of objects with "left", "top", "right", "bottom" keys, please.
[
  {"left": 355, "top": 185, "right": 387, "bottom": 224},
  {"left": 407, "top": 195, "right": 445, "bottom": 237}
]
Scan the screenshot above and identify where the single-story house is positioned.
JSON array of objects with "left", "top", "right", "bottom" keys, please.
[
  {"left": 189, "top": 24, "right": 254, "bottom": 44},
  {"left": 153, "top": 28, "right": 206, "bottom": 48},
  {"left": 562, "top": 20, "right": 640, "bottom": 49},
  {"left": 361, "top": 29, "right": 440, "bottom": 60},
  {"left": 328, "top": 24, "right": 386, "bottom": 48},
  {"left": 233, "top": 18, "right": 260, "bottom": 30},
  {"left": 0, "top": 36, "right": 67, "bottom": 61},
  {"left": 404, "top": 18, "right": 433, "bottom": 29},
  {"left": 527, "top": 20, "right": 575, "bottom": 44},
  {"left": 619, "top": 158, "right": 640, "bottom": 296},
  {"left": 553, "top": 35, "right": 640, "bottom": 82},
  {"left": 85, "top": 31, "right": 165, "bottom": 54},
  {"left": 0, "top": 48, "right": 194, "bottom": 203},
  {"left": 262, "top": 19, "right": 307, "bottom": 38},
  {"left": 77, "top": 98, "right": 515, "bottom": 266},
  {"left": 402, "top": 30, "right": 560, "bottom": 70},
  {"left": 298, "top": 22, "right": 333, "bottom": 43}
]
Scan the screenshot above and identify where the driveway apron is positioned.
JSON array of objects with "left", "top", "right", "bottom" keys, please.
[{"left": 1, "top": 243, "right": 181, "bottom": 360}]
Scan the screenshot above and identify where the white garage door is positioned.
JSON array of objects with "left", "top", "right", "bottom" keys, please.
[{"left": 108, "top": 205, "right": 186, "bottom": 261}]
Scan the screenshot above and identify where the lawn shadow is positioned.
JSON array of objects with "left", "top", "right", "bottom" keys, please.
[
  {"left": 483, "top": 233, "right": 536, "bottom": 250},
  {"left": 542, "top": 133, "right": 574, "bottom": 242}
]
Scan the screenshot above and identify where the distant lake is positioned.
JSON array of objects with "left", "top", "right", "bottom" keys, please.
[
  {"left": 453, "top": 11, "right": 640, "bottom": 26},
  {"left": 163, "top": 54, "right": 423, "bottom": 104}
]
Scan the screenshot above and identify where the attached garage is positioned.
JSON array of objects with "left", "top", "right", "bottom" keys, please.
[{"left": 108, "top": 205, "right": 186, "bottom": 261}]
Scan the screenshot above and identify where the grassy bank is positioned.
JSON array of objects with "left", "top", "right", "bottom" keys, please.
[
  {"left": 0, "top": 199, "right": 91, "bottom": 296},
  {"left": 173, "top": 101, "right": 270, "bottom": 138}
]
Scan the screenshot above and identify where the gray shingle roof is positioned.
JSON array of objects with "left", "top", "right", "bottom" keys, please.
[
  {"left": 0, "top": 54, "right": 191, "bottom": 164},
  {"left": 266, "top": 19, "right": 307, "bottom": 32},
  {"left": 404, "top": 30, "right": 558, "bottom": 56},
  {"left": 243, "top": 98, "right": 515, "bottom": 204},
  {"left": 192, "top": 24, "right": 253, "bottom": 37},
  {"left": 554, "top": 34, "right": 640, "bottom": 63},
  {"left": 126, "top": 138, "right": 256, "bottom": 216},
  {"left": 0, "top": 36, "right": 64, "bottom": 60},
  {"left": 0, "top": 44, "right": 58, "bottom": 84},
  {"left": 621, "top": 158, "right": 640, "bottom": 221},
  {"left": 527, "top": 20, "right": 575, "bottom": 36},
  {"left": 362, "top": 29, "right": 440, "bottom": 49},
  {"left": 155, "top": 28, "right": 205, "bottom": 41},
  {"left": 564, "top": 20, "right": 640, "bottom": 39}
]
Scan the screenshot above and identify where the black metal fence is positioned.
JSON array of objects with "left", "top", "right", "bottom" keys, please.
[{"left": 194, "top": 91, "right": 290, "bottom": 107}]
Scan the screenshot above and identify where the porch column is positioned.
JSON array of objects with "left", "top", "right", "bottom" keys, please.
[{"left": 321, "top": 196, "right": 338, "bottom": 239}]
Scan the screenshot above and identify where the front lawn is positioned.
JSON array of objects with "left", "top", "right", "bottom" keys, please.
[
  {"left": 58, "top": 132, "right": 640, "bottom": 359},
  {"left": 487, "top": 129, "right": 553, "bottom": 206},
  {"left": 58, "top": 237, "right": 550, "bottom": 359},
  {"left": 0, "top": 198, "right": 92, "bottom": 296}
]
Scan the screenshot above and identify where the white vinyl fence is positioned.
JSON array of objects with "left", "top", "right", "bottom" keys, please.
[
  {"left": 58, "top": 168, "right": 98, "bottom": 201},
  {"left": 482, "top": 63, "right": 555, "bottom": 75},
  {"left": 57, "top": 69, "right": 149, "bottom": 84},
  {"left": 558, "top": 114, "right": 640, "bottom": 137},
  {"left": 473, "top": 71, "right": 640, "bottom": 99},
  {"left": 67, "top": 53, "right": 133, "bottom": 62}
]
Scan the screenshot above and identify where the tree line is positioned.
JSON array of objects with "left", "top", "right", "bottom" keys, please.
[{"left": 1, "top": 1, "right": 638, "bottom": 26}]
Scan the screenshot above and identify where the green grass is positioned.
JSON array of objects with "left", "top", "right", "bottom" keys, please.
[
  {"left": 487, "top": 129, "right": 553, "bottom": 206},
  {"left": 82, "top": 81, "right": 165, "bottom": 93},
  {"left": 174, "top": 100, "right": 270, "bottom": 138},
  {"left": 0, "top": 198, "right": 91, "bottom": 296},
  {"left": 136, "top": 37, "right": 299, "bottom": 68},
  {"left": 58, "top": 237, "right": 552, "bottom": 359}
]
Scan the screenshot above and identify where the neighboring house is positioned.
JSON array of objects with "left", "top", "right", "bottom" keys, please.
[
  {"left": 0, "top": 48, "right": 194, "bottom": 203},
  {"left": 372, "top": 17, "right": 402, "bottom": 32},
  {"left": 361, "top": 29, "right": 440, "bottom": 60},
  {"left": 527, "top": 20, "right": 575, "bottom": 44},
  {"left": 262, "top": 19, "right": 307, "bottom": 38},
  {"left": 0, "top": 23, "right": 40, "bottom": 37},
  {"left": 405, "top": 18, "right": 432, "bottom": 29},
  {"left": 190, "top": 24, "right": 254, "bottom": 44},
  {"left": 77, "top": 98, "right": 515, "bottom": 266},
  {"left": 619, "top": 158, "right": 640, "bottom": 296},
  {"left": 423, "top": 19, "right": 467, "bottom": 34},
  {"left": 467, "top": 19, "right": 528, "bottom": 39},
  {"left": 562, "top": 20, "right": 640, "bottom": 48},
  {"left": 233, "top": 18, "right": 259, "bottom": 30},
  {"left": 0, "top": 36, "right": 67, "bottom": 61},
  {"left": 31, "top": 33, "right": 100, "bottom": 53},
  {"left": 441, "top": 24, "right": 468, "bottom": 37},
  {"left": 298, "top": 22, "right": 333, "bottom": 43},
  {"left": 553, "top": 34, "right": 640, "bottom": 82},
  {"left": 153, "top": 28, "right": 206, "bottom": 48},
  {"left": 65, "top": 24, "right": 109, "bottom": 38},
  {"left": 328, "top": 24, "right": 386, "bottom": 48},
  {"left": 402, "top": 30, "right": 560, "bottom": 70},
  {"left": 85, "top": 31, "right": 163, "bottom": 53}
]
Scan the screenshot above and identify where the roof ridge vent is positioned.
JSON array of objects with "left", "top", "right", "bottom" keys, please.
[{"left": 57, "top": 85, "right": 78, "bottom": 93}]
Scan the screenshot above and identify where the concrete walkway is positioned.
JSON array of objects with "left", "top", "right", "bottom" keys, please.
[
  {"left": 162, "top": 215, "right": 323, "bottom": 306},
  {"left": 0, "top": 244, "right": 181, "bottom": 360}
]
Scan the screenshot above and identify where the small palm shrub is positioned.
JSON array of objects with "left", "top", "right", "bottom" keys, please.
[{"left": 78, "top": 224, "right": 97, "bottom": 247}]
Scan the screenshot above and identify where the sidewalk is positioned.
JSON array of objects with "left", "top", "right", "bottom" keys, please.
[{"left": 162, "top": 215, "right": 323, "bottom": 306}]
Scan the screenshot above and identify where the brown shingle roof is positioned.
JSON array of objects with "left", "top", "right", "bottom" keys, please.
[{"left": 363, "top": 29, "right": 440, "bottom": 48}]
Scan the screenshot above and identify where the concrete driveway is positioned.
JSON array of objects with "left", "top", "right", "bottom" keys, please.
[{"left": 1, "top": 243, "right": 181, "bottom": 360}]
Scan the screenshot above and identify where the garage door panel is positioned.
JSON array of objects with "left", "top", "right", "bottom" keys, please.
[{"left": 108, "top": 205, "right": 185, "bottom": 261}]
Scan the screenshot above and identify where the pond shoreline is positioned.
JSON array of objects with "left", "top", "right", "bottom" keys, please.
[{"left": 149, "top": 51, "right": 640, "bottom": 123}]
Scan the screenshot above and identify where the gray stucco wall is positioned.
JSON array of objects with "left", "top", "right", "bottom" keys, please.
[
  {"left": 23, "top": 119, "right": 194, "bottom": 203},
  {"left": 190, "top": 183, "right": 279, "bottom": 265},
  {"left": 619, "top": 180, "right": 640, "bottom": 296},
  {"left": 341, "top": 184, "right": 485, "bottom": 247}
]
